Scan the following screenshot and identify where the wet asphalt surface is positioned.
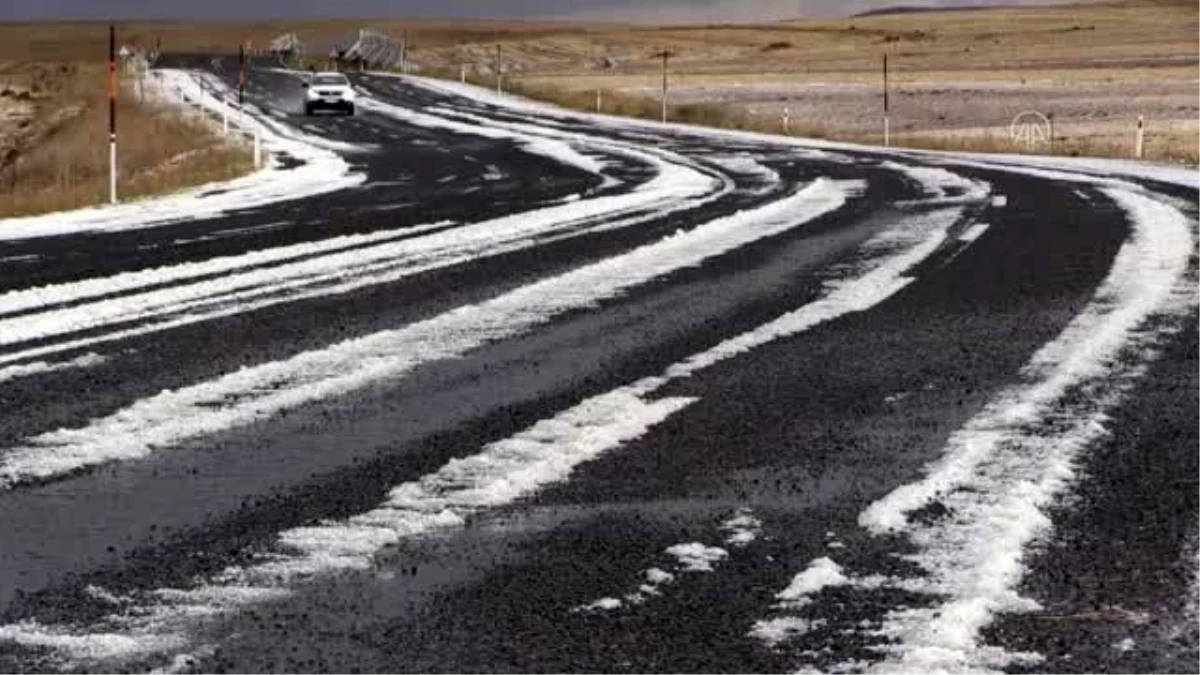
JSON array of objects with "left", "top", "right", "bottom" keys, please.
[{"left": 0, "top": 55, "right": 1195, "bottom": 673}]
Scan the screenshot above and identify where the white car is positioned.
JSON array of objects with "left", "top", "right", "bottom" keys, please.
[{"left": 303, "top": 72, "right": 356, "bottom": 116}]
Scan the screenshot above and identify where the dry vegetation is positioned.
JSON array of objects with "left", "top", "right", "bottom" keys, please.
[
  {"left": 0, "top": 62, "right": 252, "bottom": 219},
  {"left": 0, "top": 0, "right": 1193, "bottom": 174}
]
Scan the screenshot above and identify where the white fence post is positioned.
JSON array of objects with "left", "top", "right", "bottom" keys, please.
[
  {"left": 109, "top": 137, "right": 117, "bottom": 205},
  {"left": 1135, "top": 115, "right": 1145, "bottom": 159}
]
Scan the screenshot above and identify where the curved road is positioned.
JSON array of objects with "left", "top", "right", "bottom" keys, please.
[{"left": 0, "top": 55, "right": 1195, "bottom": 673}]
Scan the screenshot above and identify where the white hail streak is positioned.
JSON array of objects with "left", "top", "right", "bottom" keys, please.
[
  {"left": 573, "top": 560, "right": 685, "bottom": 613},
  {"left": 773, "top": 557, "right": 849, "bottom": 610},
  {"left": 357, "top": 95, "right": 608, "bottom": 177},
  {"left": 0, "top": 138, "right": 725, "bottom": 368},
  {"left": 721, "top": 508, "right": 764, "bottom": 548},
  {"left": 709, "top": 155, "right": 782, "bottom": 195},
  {"left": 958, "top": 223, "right": 990, "bottom": 243},
  {"left": 578, "top": 508, "right": 761, "bottom": 612},
  {"left": 0, "top": 221, "right": 452, "bottom": 319},
  {"left": 0, "top": 387, "right": 692, "bottom": 668},
  {"left": 853, "top": 188, "right": 1195, "bottom": 674},
  {"left": 0, "top": 177, "right": 965, "bottom": 670},
  {"left": 665, "top": 543, "right": 730, "bottom": 572},
  {"left": 0, "top": 353, "right": 107, "bottom": 383},
  {"left": 882, "top": 161, "right": 992, "bottom": 206},
  {"left": 0, "top": 70, "right": 365, "bottom": 241},
  {"left": 0, "top": 178, "right": 854, "bottom": 489}
]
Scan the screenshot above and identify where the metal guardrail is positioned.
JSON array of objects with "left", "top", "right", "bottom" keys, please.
[
  {"left": 271, "top": 32, "right": 304, "bottom": 68},
  {"left": 342, "top": 29, "right": 412, "bottom": 72}
]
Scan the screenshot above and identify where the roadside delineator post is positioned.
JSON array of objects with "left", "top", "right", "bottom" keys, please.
[
  {"left": 238, "top": 43, "right": 247, "bottom": 105},
  {"left": 1135, "top": 115, "right": 1145, "bottom": 159},
  {"left": 657, "top": 49, "right": 672, "bottom": 124},
  {"left": 108, "top": 24, "right": 118, "bottom": 205},
  {"left": 222, "top": 98, "right": 229, "bottom": 134},
  {"left": 596, "top": 89, "right": 602, "bottom": 113},
  {"left": 495, "top": 44, "right": 503, "bottom": 95},
  {"left": 883, "top": 53, "right": 890, "bottom": 147},
  {"left": 460, "top": 62, "right": 467, "bottom": 83},
  {"left": 402, "top": 31, "right": 409, "bottom": 75},
  {"left": 783, "top": 106, "right": 791, "bottom": 135}
]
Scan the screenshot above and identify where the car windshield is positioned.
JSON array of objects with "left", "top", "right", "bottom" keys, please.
[{"left": 312, "top": 75, "right": 348, "bottom": 86}]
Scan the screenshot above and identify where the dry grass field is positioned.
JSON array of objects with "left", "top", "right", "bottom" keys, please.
[
  {"left": 0, "top": 0, "right": 1194, "bottom": 195},
  {"left": 0, "top": 61, "right": 252, "bottom": 218}
]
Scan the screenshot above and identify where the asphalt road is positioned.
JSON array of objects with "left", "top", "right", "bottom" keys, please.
[{"left": 0, "top": 55, "right": 1195, "bottom": 674}]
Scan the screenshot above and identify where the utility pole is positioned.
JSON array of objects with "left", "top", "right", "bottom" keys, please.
[
  {"left": 495, "top": 44, "right": 503, "bottom": 95},
  {"left": 883, "top": 53, "right": 891, "bottom": 147},
  {"left": 108, "top": 24, "right": 118, "bottom": 205}
]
